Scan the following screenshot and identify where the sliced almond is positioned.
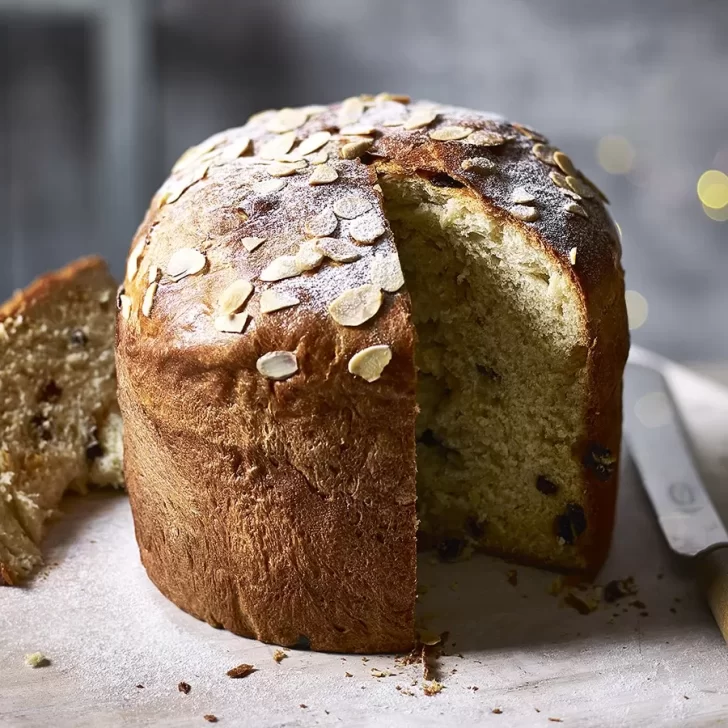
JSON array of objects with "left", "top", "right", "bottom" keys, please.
[
  {"left": 214, "top": 312, "right": 250, "bottom": 334},
  {"left": 218, "top": 279, "right": 254, "bottom": 315},
  {"left": 510, "top": 205, "right": 540, "bottom": 222},
  {"left": 218, "top": 136, "right": 252, "bottom": 162},
  {"left": 348, "top": 345, "right": 392, "bottom": 382},
  {"left": 141, "top": 282, "right": 158, "bottom": 317},
  {"left": 429, "top": 126, "right": 473, "bottom": 141},
  {"left": 340, "top": 139, "right": 373, "bottom": 160},
  {"left": 305, "top": 209, "right": 338, "bottom": 238},
  {"left": 253, "top": 178, "right": 287, "bottom": 195},
  {"left": 461, "top": 157, "right": 496, "bottom": 173},
  {"left": 511, "top": 187, "right": 536, "bottom": 205},
  {"left": 259, "top": 132, "right": 297, "bottom": 160},
  {"left": 315, "top": 237, "right": 363, "bottom": 263},
  {"left": 266, "top": 107, "right": 309, "bottom": 134},
  {"left": 512, "top": 123, "right": 547, "bottom": 142},
  {"left": 532, "top": 143, "right": 556, "bottom": 164},
  {"left": 306, "top": 150, "right": 329, "bottom": 165},
  {"left": 549, "top": 171, "right": 570, "bottom": 190},
  {"left": 569, "top": 247, "right": 578, "bottom": 265},
  {"left": 167, "top": 248, "right": 207, "bottom": 281},
  {"left": 349, "top": 215, "right": 386, "bottom": 244},
  {"left": 468, "top": 129, "right": 507, "bottom": 147},
  {"left": 294, "top": 240, "right": 325, "bottom": 272},
  {"left": 242, "top": 236, "right": 266, "bottom": 252},
  {"left": 126, "top": 239, "right": 146, "bottom": 281},
  {"left": 267, "top": 161, "right": 300, "bottom": 178},
  {"left": 308, "top": 164, "right": 339, "bottom": 185},
  {"left": 328, "top": 284, "right": 382, "bottom": 327},
  {"left": 259, "top": 290, "right": 300, "bottom": 314},
  {"left": 260, "top": 256, "right": 299, "bottom": 282},
  {"left": 297, "top": 131, "right": 332, "bottom": 156},
  {"left": 337, "top": 96, "right": 365, "bottom": 127},
  {"left": 553, "top": 151, "right": 577, "bottom": 176},
  {"left": 119, "top": 294, "right": 132, "bottom": 320},
  {"left": 565, "top": 201, "right": 589, "bottom": 218},
  {"left": 370, "top": 254, "right": 405, "bottom": 292},
  {"left": 275, "top": 153, "right": 307, "bottom": 167},
  {"left": 256, "top": 351, "right": 298, "bottom": 380},
  {"left": 403, "top": 108, "right": 438, "bottom": 130},
  {"left": 566, "top": 175, "right": 595, "bottom": 199},
  {"left": 333, "top": 195, "right": 372, "bottom": 219},
  {"left": 340, "top": 124, "right": 375, "bottom": 136},
  {"left": 375, "top": 92, "right": 410, "bottom": 104}
]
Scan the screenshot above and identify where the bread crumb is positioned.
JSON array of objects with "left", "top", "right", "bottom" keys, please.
[
  {"left": 273, "top": 650, "right": 287, "bottom": 663},
  {"left": 227, "top": 663, "right": 256, "bottom": 679},
  {"left": 506, "top": 569, "right": 518, "bottom": 586},
  {"left": 423, "top": 680, "right": 444, "bottom": 696},
  {"left": 178, "top": 682, "right": 191, "bottom": 694},
  {"left": 299, "top": 704, "right": 307, "bottom": 709},
  {"left": 492, "top": 707, "right": 503, "bottom": 714},
  {"left": 345, "top": 672, "right": 353, "bottom": 678},
  {"left": 25, "top": 652, "right": 49, "bottom": 668},
  {"left": 203, "top": 716, "right": 218, "bottom": 723}
]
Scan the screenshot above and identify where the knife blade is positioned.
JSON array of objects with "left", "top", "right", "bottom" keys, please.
[{"left": 625, "top": 345, "right": 728, "bottom": 642}]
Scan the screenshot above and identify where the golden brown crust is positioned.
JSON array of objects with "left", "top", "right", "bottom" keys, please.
[
  {"left": 117, "top": 96, "right": 627, "bottom": 651},
  {"left": 0, "top": 256, "right": 110, "bottom": 322}
]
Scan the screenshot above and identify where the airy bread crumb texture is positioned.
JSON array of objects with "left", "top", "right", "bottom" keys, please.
[
  {"left": 380, "top": 175, "right": 589, "bottom": 570},
  {"left": 0, "top": 259, "right": 123, "bottom": 584}
]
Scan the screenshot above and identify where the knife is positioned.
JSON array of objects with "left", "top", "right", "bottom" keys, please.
[{"left": 625, "top": 345, "right": 728, "bottom": 642}]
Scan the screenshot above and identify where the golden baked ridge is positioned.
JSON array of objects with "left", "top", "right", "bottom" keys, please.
[
  {"left": 117, "top": 95, "right": 629, "bottom": 652},
  {"left": 0, "top": 257, "right": 123, "bottom": 585}
]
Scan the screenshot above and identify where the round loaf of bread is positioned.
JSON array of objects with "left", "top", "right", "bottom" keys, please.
[{"left": 116, "top": 95, "right": 629, "bottom": 653}]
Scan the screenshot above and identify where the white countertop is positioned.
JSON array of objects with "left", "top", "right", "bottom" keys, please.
[{"left": 2, "top": 360, "right": 728, "bottom": 728}]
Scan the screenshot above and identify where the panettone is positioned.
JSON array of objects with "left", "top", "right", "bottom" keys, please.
[
  {"left": 0, "top": 257, "right": 123, "bottom": 585},
  {"left": 117, "top": 95, "right": 629, "bottom": 653}
]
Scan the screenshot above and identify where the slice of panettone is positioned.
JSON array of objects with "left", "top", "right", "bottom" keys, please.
[{"left": 0, "top": 256, "right": 122, "bottom": 585}]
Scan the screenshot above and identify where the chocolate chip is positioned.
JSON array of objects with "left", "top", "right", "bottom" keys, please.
[
  {"left": 418, "top": 429, "right": 441, "bottom": 447},
  {"left": 38, "top": 380, "right": 62, "bottom": 403},
  {"left": 437, "top": 538, "right": 465, "bottom": 562},
  {"left": 70, "top": 328, "right": 88, "bottom": 347},
  {"left": 30, "top": 414, "right": 52, "bottom": 441},
  {"left": 583, "top": 443, "right": 616, "bottom": 481},
  {"left": 536, "top": 476, "right": 559, "bottom": 496},
  {"left": 293, "top": 634, "right": 311, "bottom": 651},
  {"left": 476, "top": 363, "right": 500, "bottom": 381},
  {"left": 465, "top": 516, "right": 486, "bottom": 540},
  {"left": 421, "top": 171, "right": 465, "bottom": 188},
  {"left": 555, "top": 503, "right": 587, "bottom": 545}
]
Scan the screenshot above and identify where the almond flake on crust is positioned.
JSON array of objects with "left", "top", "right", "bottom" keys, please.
[
  {"left": 566, "top": 175, "right": 595, "bottom": 199},
  {"left": 348, "top": 345, "right": 392, "bottom": 382},
  {"left": 256, "top": 351, "right": 298, "bottom": 380},
  {"left": 218, "top": 279, "right": 254, "bottom": 315},
  {"left": 370, "top": 254, "right": 405, "bottom": 292},
  {"left": 167, "top": 248, "right": 207, "bottom": 281},
  {"left": 349, "top": 214, "right": 386, "bottom": 244},
  {"left": 141, "top": 282, "right": 158, "bottom": 317},
  {"left": 315, "top": 237, "right": 363, "bottom": 263},
  {"left": 126, "top": 239, "right": 146, "bottom": 281},
  {"left": 259, "top": 290, "right": 300, "bottom": 313},
  {"left": 267, "top": 161, "right": 300, "bottom": 178},
  {"left": 510, "top": 205, "right": 540, "bottom": 222},
  {"left": 266, "top": 107, "right": 309, "bottom": 134},
  {"left": 242, "top": 236, "right": 266, "bottom": 252},
  {"left": 429, "top": 126, "right": 473, "bottom": 141},
  {"left": 467, "top": 129, "right": 507, "bottom": 147},
  {"left": 565, "top": 201, "right": 589, "bottom": 218},
  {"left": 119, "top": 294, "right": 132, "bottom": 320},
  {"left": 403, "top": 108, "right": 438, "bottom": 130},
  {"left": 294, "top": 241, "right": 325, "bottom": 272},
  {"left": 569, "top": 247, "right": 578, "bottom": 265},
  {"left": 214, "top": 312, "right": 250, "bottom": 334},
  {"left": 259, "top": 132, "right": 297, "bottom": 160},
  {"left": 511, "top": 187, "right": 536, "bottom": 205},
  {"left": 549, "top": 171, "right": 570, "bottom": 190},
  {"left": 340, "top": 139, "right": 373, "bottom": 160},
  {"left": 305, "top": 209, "right": 338, "bottom": 238},
  {"left": 328, "top": 284, "right": 383, "bottom": 327},
  {"left": 337, "top": 96, "right": 365, "bottom": 126},
  {"left": 461, "top": 157, "right": 496, "bottom": 174},
  {"left": 333, "top": 195, "right": 372, "bottom": 219},
  {"left": 260, "top": 256, "right": 300, "bottom": 282},
  {"left": 553, "top": 151, "right": 577, "bottom": 177},
  {"left": 532, "top": 143, "right": 556, "bottom": 164},
  {"left": 297, "top": 131, "right": 332, "bottom": 156},
  {"left": 308, "top": 164, "right": 339, "bottom": 185},
  {"left": 253, "top": 178, "right": 287, "bottom": 195}
]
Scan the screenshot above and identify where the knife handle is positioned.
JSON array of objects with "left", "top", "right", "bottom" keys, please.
[{"left": 697, "top": 545, "right": 728, "bottom": 643}]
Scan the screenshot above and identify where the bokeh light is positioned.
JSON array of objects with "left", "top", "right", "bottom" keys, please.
[
  {"left": 625, "top": 290, "right": 649, "bottom": 330},
  {"left": 597, "top": 135, "right": 635, "bottom": 175},
  {"left": 635, "top": 392, "right": 673, "bottom": 429},
  {"left": 697, "top": 170, "right": 728, "bottom": 224}
]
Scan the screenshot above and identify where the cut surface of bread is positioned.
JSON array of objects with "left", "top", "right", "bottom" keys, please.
[
  {"left": 117, "top": 96, "right": 628, "bottom": 652},
  {"left": 381, "top": 174, "right": 593, "bottom": 569},
  {"left": 0, "top": 257, "right": 123, "bottom": 585}
]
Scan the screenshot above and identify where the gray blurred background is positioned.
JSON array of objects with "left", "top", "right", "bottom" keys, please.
[{"left": 2, "top": 0, "right": 727, "bottom": 361}]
